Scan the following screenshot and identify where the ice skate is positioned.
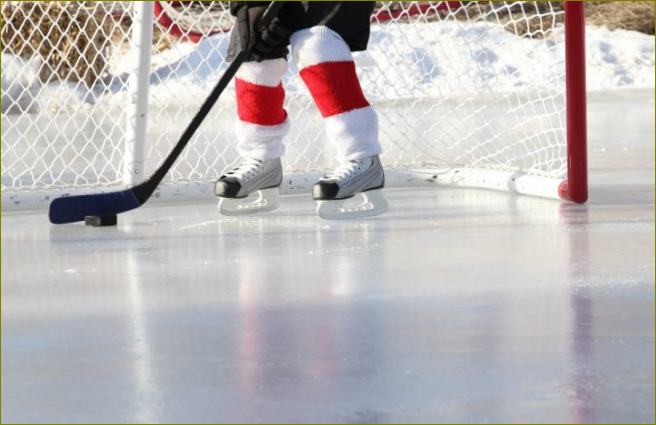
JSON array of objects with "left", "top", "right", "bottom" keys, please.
[
  {"left": 215, "top": 157, "right": 282, "bottom": 216},
  {"left": 313, "top": 155, "right": 387, "bottom": 220}
]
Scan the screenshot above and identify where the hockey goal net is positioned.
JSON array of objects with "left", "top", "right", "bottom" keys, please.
[{"left": 1, "top": 1, "right": 587, "bottom": 211}]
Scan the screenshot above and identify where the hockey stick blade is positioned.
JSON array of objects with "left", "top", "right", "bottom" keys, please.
[
  {"left": 48, "top": 2, "right": 285, "bottom": 224},
  {"left": 48, "top": 188, "right": 141, "bottom": 224}
]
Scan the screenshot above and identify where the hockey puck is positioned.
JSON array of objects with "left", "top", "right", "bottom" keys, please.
[{"left": 84, "top": 215, "right": 117, "bottom": 227}]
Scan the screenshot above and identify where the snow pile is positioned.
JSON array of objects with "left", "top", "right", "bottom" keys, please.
[
  {"left": 359, "top": 20, "right": 569, "bottom": 100},
  {"left": 1, "top": 54, "right": 41, "bottom": 114},
  {"left": 585, "top": 25, "right": 655, "bottom": 89},
  {"left": 135, "top": 20, "right": 654, "bottom": 107},
  {"left": 2, "top": 21, "right": 653, "bottom": 114},
  {"left": 362, "top": 22, "right": 654, "bottom": 100}
]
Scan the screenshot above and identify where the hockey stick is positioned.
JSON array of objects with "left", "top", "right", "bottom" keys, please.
[{"left": 49, "top": 1, "right": 285, "bottom": 224}]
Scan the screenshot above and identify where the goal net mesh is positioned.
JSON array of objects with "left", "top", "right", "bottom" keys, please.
[{"left": 1, "top": 1, "right": 568, "bottom": 208}]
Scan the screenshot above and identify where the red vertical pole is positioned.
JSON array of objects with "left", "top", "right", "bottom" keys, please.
[{"left": 559, "top": 0, "right": 588, "bottom": 203}]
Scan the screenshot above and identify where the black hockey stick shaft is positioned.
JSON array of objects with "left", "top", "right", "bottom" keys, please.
[{"left": 132, "top": 1, "right": 285, "bottom": 203}]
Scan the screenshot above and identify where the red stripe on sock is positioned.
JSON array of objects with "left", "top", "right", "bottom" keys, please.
[
  {"left": 299, "top": 61, "right": 370, "bottom": 118},
  {"left": 236, "top": 79, "right": 287, "bottom": 125}
]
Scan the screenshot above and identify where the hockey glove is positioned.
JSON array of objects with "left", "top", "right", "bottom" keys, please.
[{"left": 231, "top": 2, "right": 291, "bottom": 62}]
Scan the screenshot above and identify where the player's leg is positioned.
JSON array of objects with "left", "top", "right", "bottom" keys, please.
[
  {"left": 214, "top": 58, "right": 289, "bottom": 216},
  {"left": 290, "top": 26, "right": 387, "bottom": 219}
]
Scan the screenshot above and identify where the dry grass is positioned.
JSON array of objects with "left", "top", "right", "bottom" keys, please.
[
  {"left": 382, "top": 1, "right": 654, "bottom": 37},
  {"left": 0, "top": 1, "right": 176, "bottom": 86},
  {"left": 0, "top": 1, "right": 114, "bottom": 87},
  {"left": 586, "top": 1, "right": 655, "bottom": 34}
]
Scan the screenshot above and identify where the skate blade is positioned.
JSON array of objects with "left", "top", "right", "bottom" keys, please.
[
  {"left": 219, "top": 187, "right": 279, "bottom": 216},
  {"left": 316, "top": 189, "right": 388, "bottom": 220}
]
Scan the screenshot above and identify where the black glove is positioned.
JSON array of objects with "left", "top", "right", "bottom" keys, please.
[{"left": 231, "top": 2, "right": 291, "bottom": 62}]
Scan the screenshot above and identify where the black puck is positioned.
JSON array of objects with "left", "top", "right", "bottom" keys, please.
[{"left": 84, "top": 215, "right": 117, "bottom": 227}]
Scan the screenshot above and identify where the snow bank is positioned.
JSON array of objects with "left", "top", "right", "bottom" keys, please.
[
  {"left": 585, "top": 25, "right": 655, "bottom": 90},
  {"left": 1, "top": 54, "right": 41, "bottom": 114},
  {"left": 363, "top": 23, "right": 654, "bottom": 99},
  {"left": 138, "top": 21, "right": 656, "bottom": 107},
  {"left": 2, "top": 21, "right": 653, "bottom": 113}
]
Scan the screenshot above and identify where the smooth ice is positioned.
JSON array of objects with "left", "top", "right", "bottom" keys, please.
[{"left": 2, "top": 90, "right": 654, "bottom": 423}]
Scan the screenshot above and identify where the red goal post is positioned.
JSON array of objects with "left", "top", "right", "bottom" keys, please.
[{"left": 562, "top": 0, "right": 588, "bottom": 203}]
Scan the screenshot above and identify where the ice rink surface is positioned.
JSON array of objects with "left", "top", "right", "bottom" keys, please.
[{"left": 2, "top": 90, "right": 654, "bottom": 423}]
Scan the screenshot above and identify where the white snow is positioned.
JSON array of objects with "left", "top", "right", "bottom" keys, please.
[
  {"left": 585, "top": 26, "right": 656, "bottom": 89},
  {"left": 145, "top": 22, "right": 655, "bottom": 102},
  {"left": 1, "top": 53, "right": 41, "bottom": 114},
  {"left": 2, "top": 21, "right": 653, "bottom": 113},
  {"left": 129, "top": 21, "right": 655, "bottom": 107},
  {"left": 359, "top": 23, "right": 655, "bottom": 99}
]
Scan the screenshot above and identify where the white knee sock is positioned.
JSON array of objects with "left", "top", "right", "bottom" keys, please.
[
  {"left": 291, "top": 26, "right": 381, "bottom": 161},
  {"left": 234, "top": 58, "right": 290, "bottom": 160}
]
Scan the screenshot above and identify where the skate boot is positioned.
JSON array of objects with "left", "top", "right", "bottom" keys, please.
[
  {"left": 214, "top": 157, "right": 282, "bottom": 216},
  {"left": 313, "top": 155, "right": 388, "bottom": 220}
]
